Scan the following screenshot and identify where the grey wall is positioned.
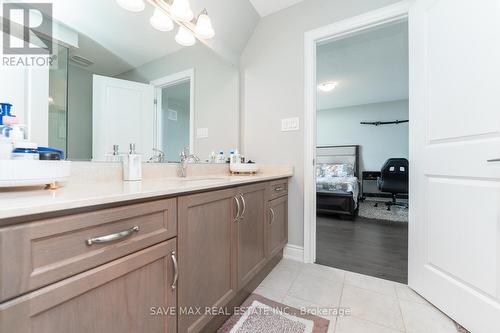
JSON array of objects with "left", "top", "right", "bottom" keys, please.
[
  {"left": 317, "top": 100, "right": 409, "bottom": 172},
  {"left": 240, "top": 0, "right": 402, "bottom": 247},
  {"left": 120, "top": 44, "right": 239, "bottom": 161},
  {"left": 67, "top": 64, "right": 93, "bottom": 160}
]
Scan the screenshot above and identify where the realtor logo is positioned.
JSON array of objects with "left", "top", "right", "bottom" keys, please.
[{"left": 2, "top": 2, "right": 53, "bottom": 55}]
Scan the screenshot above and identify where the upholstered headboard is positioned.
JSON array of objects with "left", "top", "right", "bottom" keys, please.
[{"left": 316, "top": 145, "right": 360, "bottom": 178}]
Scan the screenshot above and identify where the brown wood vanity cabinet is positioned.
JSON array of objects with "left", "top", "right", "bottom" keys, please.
[
  {"left": 177, "top": 180, "right": 288, "bottom": 333},
  {"left": 0, "top": 198, "right": 178, "bottom": 333},
  {"left": 0, "top": 178, "right": 289, "bottom": 333},
  {"left": 177, "top": 187, "right": 240, "bottom": 333},
  {"left": 0, "top": 239, "right": 178, "bottom": 333}
]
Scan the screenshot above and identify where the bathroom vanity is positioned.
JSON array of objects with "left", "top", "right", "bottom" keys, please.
[{"left": 0, "top": 174, "right": 290, "bottom": 333}]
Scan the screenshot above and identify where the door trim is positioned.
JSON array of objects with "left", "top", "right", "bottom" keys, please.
[
  {"left": 150, "top": 69, "right": 195, "bottom": 155},
  {"left": 303, "top": 1, "right": 413, "bottom": 264}
]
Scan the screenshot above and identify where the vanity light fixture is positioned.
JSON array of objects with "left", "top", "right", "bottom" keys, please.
[
  {"left": 317, "top": 81, "right": 338, "bottom": 92},
  {"left": 195, "top": 9, "right": 215, "bottom": 39},
  {"left": 150, "top": 8, "right": 174, "bottom": 31},
  {"left": 170, "top": 0, "right": 194, "bottom": 22},
  {"left": 116, "top": 0, "right": 146, "bottom": 12},
  {"left": 175, "top": 26, "right": 196, "bottom": 46},
  {"left": 116, "top": 0, "right": 214, "bottom": 46}
]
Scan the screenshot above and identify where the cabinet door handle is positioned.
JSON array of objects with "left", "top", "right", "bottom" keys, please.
[
  {"left": 274, "top": 186, "right": 285, "bottom": 192},
  {"left": 171, "top": 251, "right": 178, "bottom": 290},
  {"left": 269, "top": 208, "right": 275, "bottom": 225},
  {"left": 86, "top": 226, "right": 139, "bottom": 246},
  {"left": 239, "top": 193, "right": 246, "bottom": 220},
  {"left": 233, "top": 196, "right": 241, "bottom": 221},
  {"left": 487, "top": 158, "right": 500, "bottom": 163}
]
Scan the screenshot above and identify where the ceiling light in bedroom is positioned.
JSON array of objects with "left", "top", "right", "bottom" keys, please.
[
  {"left": 150, "top": 8, "right": 174, "bottom": 32},
  {"left": 318, "top": 81, "right": 338, "bottom": 92},
  {"left": 116, "top": 0, "right": 145, "bottom": 12}
]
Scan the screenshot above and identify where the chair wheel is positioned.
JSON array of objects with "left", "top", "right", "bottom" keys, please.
[
  {"left": 387, "top": 206, "right": 391, "bottom": 211},
  {"left": 374, "top": 203, "right": 378, "bottom": 207}
]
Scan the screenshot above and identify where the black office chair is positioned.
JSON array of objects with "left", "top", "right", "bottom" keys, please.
[{"left": 376, "top": 158, "right": 408, "bottom": 210}]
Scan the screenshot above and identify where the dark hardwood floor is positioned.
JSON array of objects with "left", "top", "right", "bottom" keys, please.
[{"left": 316, "top": 215, "right": 408, "bottom": 283}]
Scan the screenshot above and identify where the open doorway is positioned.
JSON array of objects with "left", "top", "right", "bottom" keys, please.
[
  {"left": 151, "top": 70, "right": 195, "bottom": 162},
  {"left": 314, "top": 20, "right": 409, "bottom": 283}
]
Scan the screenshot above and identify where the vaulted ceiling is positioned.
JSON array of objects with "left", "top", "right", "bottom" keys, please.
[
  {"left": 21, "top": 0, "right": 260, "bottom": 73},
  {"left": 248, "top": 0, "right": 305, "bottom": 17}
]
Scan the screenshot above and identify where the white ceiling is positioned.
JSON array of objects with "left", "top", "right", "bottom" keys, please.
[
  {"left": 249, "top": 0, "right": 304, "bottom": 17},
  {"left": 317, "top": 21, "right": 409, "bottom": 111},
  {"left": 22, "top": 0, "right": 260, "bottom": 74}
]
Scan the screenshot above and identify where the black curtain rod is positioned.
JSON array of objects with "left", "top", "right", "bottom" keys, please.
[{"left": 360, "top": 120, "right": 409, "bottom": 126}]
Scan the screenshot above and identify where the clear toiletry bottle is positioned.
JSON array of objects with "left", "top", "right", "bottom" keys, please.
[
  {"left": 217, "top": 150, "right": 225, "bottom": 164},
  {"left": 123, "top": 143, "right": 142, "bottom": 181}
]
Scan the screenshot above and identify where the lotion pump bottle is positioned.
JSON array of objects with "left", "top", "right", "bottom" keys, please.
[{"left": 123, "top": 143, "right": 142, "bottom": 181}]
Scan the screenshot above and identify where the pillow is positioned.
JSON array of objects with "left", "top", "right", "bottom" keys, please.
[
  {"left": 316, "top": 165, "right": 324, "bottom": 177},
  {"left": 320, "top": 163, "right": 354, "bottom": 177}
]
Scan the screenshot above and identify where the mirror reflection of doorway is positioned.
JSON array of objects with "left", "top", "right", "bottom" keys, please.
[{"left": 157, "top": 80, "right": 191, "bottom": 162}]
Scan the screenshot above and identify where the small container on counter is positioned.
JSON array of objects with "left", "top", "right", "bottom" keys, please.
[{"left": 12, "top": 142, "right": 39, "bottom": 160}]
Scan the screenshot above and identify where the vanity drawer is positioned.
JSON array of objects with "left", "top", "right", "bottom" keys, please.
[
  {"left": 268, "top": 179, "right": 288, "bottom": 200},
  {"left": 0, "top": 198, "right": 176, "bottom": 302}
]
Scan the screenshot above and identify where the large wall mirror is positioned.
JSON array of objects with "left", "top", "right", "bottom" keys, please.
[{"left": 1, "top": 0, "right": 240, "bottom": 163}]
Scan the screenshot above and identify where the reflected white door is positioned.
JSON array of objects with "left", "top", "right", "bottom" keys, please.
[
  {"left": 92, "top": 75, "right": 154, "bottom": 161},
  {"left": 409, "top": 0, "right": 500, "bottom": 332}
]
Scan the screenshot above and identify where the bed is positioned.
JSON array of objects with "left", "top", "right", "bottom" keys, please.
[{"left": 316, "top": 145, "right": 360, "bottom": 219}]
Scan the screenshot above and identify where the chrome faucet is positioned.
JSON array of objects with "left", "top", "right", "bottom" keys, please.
[
  {"left": 148, "top": 148, "right": 165, "bottom": 163},
  {"left": 179, "top": 149, "right": 200, "bottom": 177}
]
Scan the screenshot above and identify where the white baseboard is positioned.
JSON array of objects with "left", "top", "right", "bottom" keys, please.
[{"left": 283, "top": 244, "right": 304, "bottom": 262}]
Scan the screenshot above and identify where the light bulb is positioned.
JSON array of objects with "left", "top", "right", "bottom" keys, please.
[
  {"left": 317, "top": 81, "right": 338, "bottom": 92},
  {"left": 171, "top": 0, "right": 194, "bottom": 22},
  {"left": 150, "top": 8, "right": 174, "bottom": 32},
  {"left": 195, "top": 13, "right": 215, "bottom": 39},
  {"left": 116, "top": 0, "right": 145, "bottom": 12},
  {"left": 175, "top": 26, "right": 196, "bottom": 46}
]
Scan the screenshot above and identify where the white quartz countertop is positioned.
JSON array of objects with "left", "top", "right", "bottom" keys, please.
[{"left": 0, "top": 172, "right": 292, "bottom": 221}]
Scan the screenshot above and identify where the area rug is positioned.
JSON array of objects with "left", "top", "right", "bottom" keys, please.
[
  {"left": 358, "top": 199, "right": 408, "bottom": 222},
  {"left": 217, "top": 294, "right": 330, "bottom": 333}
]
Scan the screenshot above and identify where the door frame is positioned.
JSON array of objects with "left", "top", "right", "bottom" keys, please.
[
  {"left": 150, "top": 69, "right": 195, "bottom": 155},
  {"left": 303, "top": 1, "right": 413, "bottom": 264}
]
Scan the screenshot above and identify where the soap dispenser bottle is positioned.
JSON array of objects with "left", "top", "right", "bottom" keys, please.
[{"left": 123, "top": 143, "right": 142, "bottom": 181}]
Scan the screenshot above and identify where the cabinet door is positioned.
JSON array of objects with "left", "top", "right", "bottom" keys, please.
[
  {"left": 178, "top": 188, "right": 239, "bottom": 333},
  {"left": 267, "top": 195, "right": 288, "bottom": 258},
  {"left": 0, "top": 240, "right": 178, "bottom": 333},
  {"left": 237, "top": 182, "right": 267, "bottom": 287}
]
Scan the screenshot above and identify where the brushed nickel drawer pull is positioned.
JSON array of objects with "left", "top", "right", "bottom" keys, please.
[
  {"left": 86, "top": 226, "right": 140, "bottom": 246},
  {"left": 171, "top": 251, "right": 179, "bottom": 290},
  {"left": 234, "top": 196, "right": 241, "bottom": 222},
  {"left": 270, "top": 208, "right": 275, "bottom": 225},
  {"left": 274, "top": 186, "right": 285, "bottom": 192},
  {"left": 487, "top": 158, "right": 500, "bottom": 162},
  {"left": 239, "top": 193, "right": 246, "bottom": 220}
]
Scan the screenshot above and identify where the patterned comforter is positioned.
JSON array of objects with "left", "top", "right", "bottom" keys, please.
[{"left": 316, "top": 176, "right": 360, "bottom": 206}]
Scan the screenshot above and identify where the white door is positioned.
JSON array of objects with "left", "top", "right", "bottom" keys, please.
[
  {"left": 92, "top": 75, "right": 154, "bottom": 161},
  {"left": 409, "top": 1, "right": 500, "bottom": 332}
]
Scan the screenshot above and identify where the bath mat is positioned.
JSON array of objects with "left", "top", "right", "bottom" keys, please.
[{"left": 218, "top": 294, "right": 330, "bottom": 333}]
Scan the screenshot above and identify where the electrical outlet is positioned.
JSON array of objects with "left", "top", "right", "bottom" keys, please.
[{"left": 281, "top": 117, "right": 300, "bottom": 131}]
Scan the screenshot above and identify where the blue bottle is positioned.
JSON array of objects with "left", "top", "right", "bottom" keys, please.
[{"left": 0, "top": 103, "right": 12, "bottom": 125}]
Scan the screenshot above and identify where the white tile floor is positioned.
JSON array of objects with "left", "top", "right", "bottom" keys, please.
[{"left": 254, "top": 259, "right": 460, "bottom": 333}]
